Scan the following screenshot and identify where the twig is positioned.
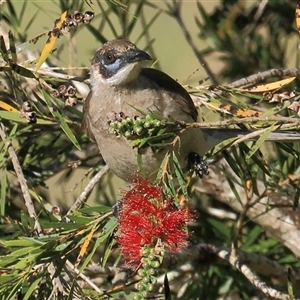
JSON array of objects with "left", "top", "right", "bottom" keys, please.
[
  {"left": 161, "top": 242, "right": 299, "bottom": 298},
  {"left": 165, "top": 1, "right": 218, "bottom": 85},
  {"left": 0, "top": 123, "right": 42, "bottom": 233},
  {"left": 65, "top": 260, "right": 104, "bottom": 295},
  {"left": 186, "top": 116, "right": 300, "bottom": 128},
  {"left": 217, "top": 248, "right": 294, "bottom": 300},
  {"left": 195, "top": 163, "right": 300, "bottom": 257},
  {"left": 228, "top": 68, "right": 300, "bottom": 88},
  {"left": 244, "top": 0, "right": 269, "bottom": 36},
  {"left": 66, "top": 164, "right": 110, "bottom": 216},
  {"left": 32, "top": 67, "right": 88, "bottom": 81}
]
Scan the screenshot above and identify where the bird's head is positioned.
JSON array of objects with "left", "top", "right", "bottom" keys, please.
[{"left": 91, "top": 39, "right": 152, "bottom": 87}]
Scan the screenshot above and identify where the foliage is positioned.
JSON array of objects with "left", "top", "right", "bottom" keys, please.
[{"left": 0, "top": 0, "right": 300, "bottom": 299}]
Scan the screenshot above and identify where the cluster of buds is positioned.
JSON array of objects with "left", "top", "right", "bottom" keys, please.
[
  {"left": 52, "top": 10, "right": 94, "bottom": 37},
  {"left": 135, "top": 245, "right": 162, "bottom": 298},
  {"left": 263, "top": 90, "right": 300, "bottom": 116},
  {"left": 19, "top": 101, "right": 36, "bottom": 124},
  {"left": 52, "top": 84, "right": 78, "bottom": 106},
  {"left": 109, "top": 113, "right": 180, "bottom": 140},
  {"left": 288, "top": 100, "right": 300, "bottom": 116},
  {"left": 263, "top": 90, "right": 298, "bottom": 103}
]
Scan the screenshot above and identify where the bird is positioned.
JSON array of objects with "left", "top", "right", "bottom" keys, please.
[{"left": 83, "top": 39, "right": 300, "bottom": 181}]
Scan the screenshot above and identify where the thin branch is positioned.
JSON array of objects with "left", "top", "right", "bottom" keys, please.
[
  {"left": 195, "top": 162, "right": 300, "bottom": 257},
  {"left": 65, "top": 260, "right": 104, "bottom": 295},
  {"left": 165, "top": 1, "right": 218, "bottom": 85},
  {"left": 186, "top": 116, "right": 300, "bottom": 128},
  {"left": 0, "top": 123, "right": 42, "bottom": 233},
  {"left": 217, "top": 248, "right": 294, "bottom": 300},
  {"left": 228, "top": 68, "right": 300, "bottom": 88},
  {"left": 32, "top": 67, "right": 88, "bottom": 81},
  {"left": 244, "top": 0, "right": 269, "bottom": 36},
  {"left": 161, "top": 243, "right": 299, "bottom": 298},
  {"left": 66, "top": 164, "right": 110, "bottom": 216}
]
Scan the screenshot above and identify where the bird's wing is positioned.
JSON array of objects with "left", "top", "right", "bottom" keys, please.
[
  {"left": 82, "top": 91, "right": 96, "bottom": 142},
  {"left": 141, "top": 68, "right": 198, "bottom": 121}
]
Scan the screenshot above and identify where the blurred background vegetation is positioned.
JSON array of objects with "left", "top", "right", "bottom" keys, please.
[{"left": 1, "top": 0, "right": 300, "bottom": 299}]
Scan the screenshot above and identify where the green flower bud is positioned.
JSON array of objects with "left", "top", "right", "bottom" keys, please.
[
  {"left": 145, "top": 114, "right": 153, "bottom": 121},
  {"left": 134, "top": 126, "right": 145, "bottom": 135},
  {"left": 143, "top": 121, "right": 152, "bottom": 129},
  {"left": 150, "top": 260, "right": 160, "bottom": 268},
  {"left": 124, "top": 130, "right": 132, "bottom": 138},
  {"left": 152, "top": 120, "right": 161, "bottom": 127},
  {"left": 150, "top": 276, "right": 157, "bottom": 285}
]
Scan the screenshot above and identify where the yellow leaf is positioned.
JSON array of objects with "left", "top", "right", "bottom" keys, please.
[
  {"left": 296, "top": 5, "right": 300, "bottom": 36},
  {"left": 243, "top": 77, "right": 296, "bottom": 93},
  {"left": 207, "top": 102, "right": 262, "bottom": 117},
  {"left": 0, "top": 100, "right": 18, "bottom": 112},
  {"left": 74, "top": 223, "right": 97, "bottom": 269},
  {"left": 35, "top": 11, "right": 68, "bottom": 72}
]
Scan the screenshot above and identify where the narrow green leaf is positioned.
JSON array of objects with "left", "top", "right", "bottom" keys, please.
[
  {"left": 0, "top": 111, "right": 26, "bottom": 123},
  {"left": 241, "top": 225, "right": 261, "bottom": 249},
  {"left": 222, "top": 166, "right": 243, "bottom": 205},
  {"left": 4, "top": 239, "right": 41, "bottom": 248},
  {"left": 0, "top": 36, "right": 8, "bottom": 62},
  {"left": 98, "top": 2, "right": 118, "bottom": 38},
  {"left": 136, "top": 10, "right": 161, "bottom": 45},
  {"left": 0, "top": 274, "right": 17, "bottom": 284},
  {"left": 20, "top": 211, "right": 35, "bottom": 230},
  {"left": 0, "top": 170, "right": 7, "bottom": 218},
  {"left": 209, "top": 137, "right": 237, "bottom": 156},
  {"left": 8, "top": 123, "right": 18, "bottom": 137},
  {"left": 6, "top": 246, "right": 38, "bottom": 258},
  {"left": 41, "top": 90, "right": 81, "bottom": 149},
  {"left": 8, "top": 31, "right": 17, "bottom": 62},
  {"left": 219, "top": 277, "right": 233, "bottom": 294},
  {"left": 40, "top": 220, "right": 82, "bottom": 230},
  {"left": 102, "top": 216, "right": 118, "bottom": 235},
  {"left": 67, "top": 215, "right": 94, "bottom": 224},
  {"left": 246, "top": 124, "right": 276, "bottom": 160},
  {"left": 287, "top": 268, "right": 294, "bottom": 300},
  {"left": 0, "top": 255, "right": 17, "bottom": 267},
  {"left": 156, "top": 152, "right": 170, "bottom": 182},
  {"left": 79, "top": 205, "right": 112, "bottom": 214},
  {"left": 102, "top": 234, "right": 115, "bottom": 268},
  {"left": 164, "top": 172, "right": 177, "bottom": 200},
  {"left": 23, "top": 275, "right": 43, "bottom": 300},
  {"left": 206, "top": 217, "right": 231, "bottom": 241},
  {"left": 222, "top": 149, "right": 243, "bottom": 180},
  {"left": 172, "top": 152, "right": 188, "bottom": 198},
  {"left": 55, "top": 113, "right": 81, "bottom": 149},
  {"left": 7, "top": 284, "right": 22, "bottom": 300},
  {"left": 11, "top": 63, "right": 36, "bottom": 78},
  {"left": 126, "top": 0, "right": 146, "bottom": 35}
]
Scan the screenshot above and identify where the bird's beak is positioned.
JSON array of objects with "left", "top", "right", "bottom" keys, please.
[{"left": 125, "top": 49, "right": 152, "bottom": 64}]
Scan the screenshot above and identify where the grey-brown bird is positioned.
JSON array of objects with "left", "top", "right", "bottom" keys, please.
[{"left": 84, "top": 39, "right": 300, "bottom": 181}]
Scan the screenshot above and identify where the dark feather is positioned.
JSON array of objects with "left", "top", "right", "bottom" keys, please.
[{"left": 141, "top": 68, "right": 198, "bottom": 121}]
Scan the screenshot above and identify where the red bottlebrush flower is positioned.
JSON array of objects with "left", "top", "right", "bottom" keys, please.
[{"left": 116, "top": 174, "right": 193, "bottom": 266}]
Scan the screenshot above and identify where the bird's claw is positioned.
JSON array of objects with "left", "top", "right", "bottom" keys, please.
[{"left": 187, "top": 152, "right": 209, "bottom": 178}]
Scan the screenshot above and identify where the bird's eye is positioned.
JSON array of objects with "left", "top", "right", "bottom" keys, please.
[{"left": 104, "top": 53, "right": 116, "bottom": 64}]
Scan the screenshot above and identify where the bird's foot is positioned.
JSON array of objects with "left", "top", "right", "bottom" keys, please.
[{"left": 187, "top": 152, "right": 209, "bottom": 178}]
